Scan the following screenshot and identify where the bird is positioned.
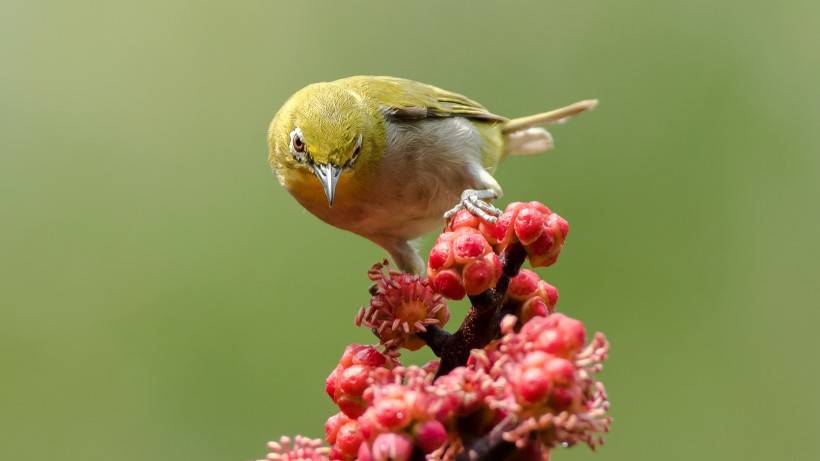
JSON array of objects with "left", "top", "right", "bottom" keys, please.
[{"left": 267, "top": 76, "right": 597, "bottom": 274}]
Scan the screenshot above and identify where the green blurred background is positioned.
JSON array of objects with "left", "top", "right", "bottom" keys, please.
[{"left": 2, "top": 1, "right": 818, "bottom": 460}]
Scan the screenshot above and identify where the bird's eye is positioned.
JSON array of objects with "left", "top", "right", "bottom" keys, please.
[
  {"left": 292, "top": 135, "right": 305, "bottom": 153},
  {"left": 351, "top": 144, "right": 360, "bottom": 160}
]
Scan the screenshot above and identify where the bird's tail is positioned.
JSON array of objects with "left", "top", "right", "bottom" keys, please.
[{"left": 502, "top": 99, "right": 598, "bottom": 156}]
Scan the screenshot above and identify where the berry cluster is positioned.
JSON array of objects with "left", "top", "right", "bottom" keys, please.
[{"left": 257, "top": 199, "right": 611, "bottom": 461}]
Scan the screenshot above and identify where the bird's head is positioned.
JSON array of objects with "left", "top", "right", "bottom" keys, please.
[{"left": 268, "top": 82, "right": 383, "bottom": 207}]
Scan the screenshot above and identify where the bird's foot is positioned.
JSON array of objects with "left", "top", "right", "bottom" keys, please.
[{"left": 443, "top": 189, "right": 502, "bottom": 223}]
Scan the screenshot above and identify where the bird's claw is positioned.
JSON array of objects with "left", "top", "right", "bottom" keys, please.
[{"left": 443, "top": 189, "right": 502, "bottom": 223}]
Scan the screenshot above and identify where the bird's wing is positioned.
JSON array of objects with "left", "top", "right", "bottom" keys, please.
[{"left": 337, "top": 76, "right": 508, "bottom": 123}]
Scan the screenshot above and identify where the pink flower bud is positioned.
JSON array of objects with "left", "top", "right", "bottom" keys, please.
[
  {"left": 334, "top": 420, "right": 364, "bottom": 458},
  {"left": 336, "top": 395, "right": 367, "bottom": 419},
  {"left": 527, "top": 201, "right": 552, "bottom": 216},
  {"left": 448, "top": 209, "right": 481, "bottom": 230},
  {"left": 357, "top": 442, "right": 373, "bottom": 461},
  {"left": 431, "top": 269, "right": 466, "bottom": 300},
  {"left": 452, "top": 231, "right": 487, "bottom": 263},
  {"left": 522, "top": 350, "right": 551, "bottom": 369},
  {"left": 371, "top": 433, "right": 414, "bottom": 461},
  {"left": 508, "top": 269, "right": 540, "bottom": 301},
  {"left": 463, "top": 258, "right": 497, "bottom": 295},
  {"left": 428, "top": 242, "right": 453, "bottom": 271},
  {"left": 545, "top": 358, "right": 576, "bottom": 385},
  {"left": 340, "top": 365, "right": 369, "bottom": 395},
  {"left": 479, "top": 216, "right": 508, "bottom": 244},
  {"left": 526, "top": 230, "right": 555, "bottom": 258},
  {"left": 546, "top": 314, "right": 587, "bottom": 355},
  {"left": 549, "top": 213, "right": 569, "bottom": 240},
  {"left": 521, "top": 297, "right": 548, "bottom": 323},
  {"left": 515, "top": 367, "right": 552, "bottom": 403},
  {"left": 328, "top": 446, "right": 344, "bottom": 460},
  {"left": 352, "top": 346, "right": 388, "bottom": 368},
  {"left": 536, "top": 329, "right": 567, "bottom": 356},
  {"left": 325, "top": 413, "right": 350, "bottom": 445},
  {"left": 514, "top": 207, "right": 546, "bottom": 245},
  {"left": 414, "top": 420, "right": 448, "bottom": 453},
  {"left": 374, "top": 398, "right": 411, "bottom": 430},
  {"left": 326, "top": 365, "right": 341, "bottom": 400},
  {"left": 505, "top": 201, "right": 526, "bottom": 213},
  {"left": 539, "top": 281, "right": 559, "bottom": 308},
  {"left": 548, "top": 386, "right": 581, "bottom": 412}
]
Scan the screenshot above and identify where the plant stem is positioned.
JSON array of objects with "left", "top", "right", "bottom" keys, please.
[{"left": 416, "top": 243, "right": 528, "bottom": 378}]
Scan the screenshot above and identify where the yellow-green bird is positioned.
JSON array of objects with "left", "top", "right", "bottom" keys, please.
[{"left": 267, "top": 76, "right": 596, "bottom": 274}]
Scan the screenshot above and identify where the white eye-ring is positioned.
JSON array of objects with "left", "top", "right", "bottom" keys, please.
[{"left": 289, "top": 127, "right": 307, "bottom": 163}]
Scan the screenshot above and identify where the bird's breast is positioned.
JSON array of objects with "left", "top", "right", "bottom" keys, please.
[{"left": 280, "top": 117, "right": 501, "bottom": 241}]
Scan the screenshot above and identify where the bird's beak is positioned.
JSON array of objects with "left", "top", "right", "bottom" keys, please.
[{"left": 311, "top": 163, "right": 342, "bottom": 207}]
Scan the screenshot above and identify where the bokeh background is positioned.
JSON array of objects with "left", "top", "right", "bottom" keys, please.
[{"left": 2, "top": 1, "right": 819, "bottom": 460}]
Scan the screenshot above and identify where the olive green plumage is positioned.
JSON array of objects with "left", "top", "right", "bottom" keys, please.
[{"left": 267, "top": 75, "right": 596, "bottom": 273}]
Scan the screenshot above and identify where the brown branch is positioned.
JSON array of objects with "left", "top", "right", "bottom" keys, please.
[
  {"left": 416, "top": 243, "right": 528, "bottom": 379},
  {"left": 454, "top": 416, "right": 519, "bottom": 461},
  {"left": 415, "top": 325, "right": 451, "bottom": 356}
]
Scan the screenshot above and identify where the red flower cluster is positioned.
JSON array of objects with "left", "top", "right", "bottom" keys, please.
[
  {"left": 446, "top": 202, "right": 569, "bottom": 268},
  {"left": 258, "top": 199, "right": 611, "bottom": 461},
  {"left": 325, "top": 345, "right": 395, "bottom": 419},
  {"left": 508, "top": 269, "right": 559, "bottom": 324},
  {"left": 427, "top": 224, "right": 502, "bottom": 299},
  {"left": 259, "top": 435, "right": 329, "bottom": 461},
  {"left": 316, "top": 313, "right": 609, "bottom": 461},
  {"left": 481, "top": 314, "right": 611, "bottom": 450}
]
